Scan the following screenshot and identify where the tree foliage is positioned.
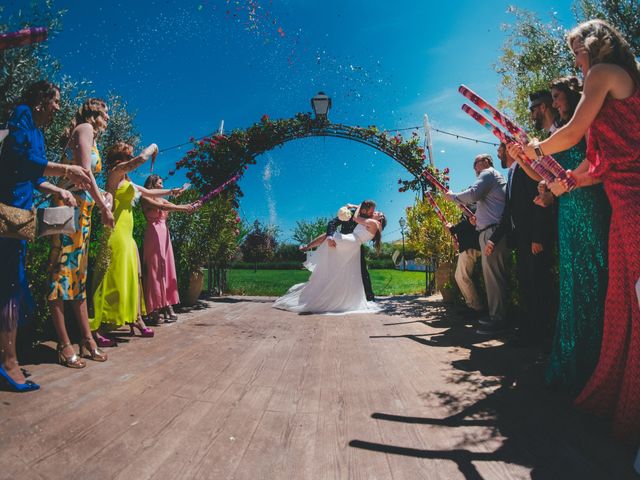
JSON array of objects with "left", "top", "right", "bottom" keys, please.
[
  {"left": 0, "top": 1, "right": 64, "bottom": 121},
  {"left": 405, "top": 194, "right": 460, "bottom": 266},
  {"left": 168, "top": 190, "right": 240, "bottom": 298},
  {"left": 274, "top": 243, "right": 305, "bottom": 262},
  {"left": 495, "top": 1, "right": 639, "bottom": 128},
  {"left": 292, "top": 216, "right": 330, "bottom": 245},
  {"left": 495, "top": 7, "right": 575, "bottom": 129},
  {"left": 240, "top": 220, "right": 278, "bottom": 267},
  {"left": 574, "top": 0, "right": 640, "bottom": 53}
]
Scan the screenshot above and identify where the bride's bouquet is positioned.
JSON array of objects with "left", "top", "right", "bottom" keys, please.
[{"left": 337, "top": 206, "right": 353, "bottom": 222}]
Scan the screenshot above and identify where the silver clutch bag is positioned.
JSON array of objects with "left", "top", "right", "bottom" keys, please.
[{"left": 37, "top": 206, "right": 79, "bottom": 237}]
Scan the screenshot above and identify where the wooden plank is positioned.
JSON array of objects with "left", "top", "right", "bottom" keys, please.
[
  {"left": 185, "top": 384, "right": 274, "bottom": 480},
  {"left": 230, "top": 411, "right": 318, "bottom": 480},
  {"left": 0, "top": 296, "right": 637, "bottom": 480}
]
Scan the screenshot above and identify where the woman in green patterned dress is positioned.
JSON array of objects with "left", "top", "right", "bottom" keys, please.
[{"left": 543, "top": 77, "right": 611, "bottom": 395}]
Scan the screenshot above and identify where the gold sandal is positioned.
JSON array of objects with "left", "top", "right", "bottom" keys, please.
[
  {"left": 79, "top": 337, "right": 108, "bottom": 362},
  {"left": 57, "top": 343, "right": 86, "bottom": 369}
]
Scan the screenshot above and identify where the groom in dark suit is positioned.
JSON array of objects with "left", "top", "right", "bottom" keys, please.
[
  {"left": 485, "top": 143, "right": 554, "bottom": 346},
  {"left": 326, "top": 200, "right": 376, "bottom": 301}
]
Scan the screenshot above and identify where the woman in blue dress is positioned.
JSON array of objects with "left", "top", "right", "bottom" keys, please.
[{"left": 0, "top": 81, "right": 92, "bottom": 391}]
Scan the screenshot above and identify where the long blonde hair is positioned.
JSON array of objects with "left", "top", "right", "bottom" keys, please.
[
  {"left": 60, "top": 98, "right": 108, "bottom": 148},
  {"left": 567, "top": 19, "right": 640, "bottom": 84}
]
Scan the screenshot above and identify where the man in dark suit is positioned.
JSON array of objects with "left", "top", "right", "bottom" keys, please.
[
  {"left": 325, "top": 200, "right": 376, "bottom": 301},
  {"left": 485, "top": 143, "right": 554, "bottom": 345}
]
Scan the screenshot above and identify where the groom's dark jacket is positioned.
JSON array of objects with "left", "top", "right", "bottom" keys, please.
[{"left": 326, "top": 211, "right": 375, "bottom": 301}]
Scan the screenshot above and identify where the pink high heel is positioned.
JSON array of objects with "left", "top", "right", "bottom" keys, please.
[
  {"left": 129, "top": 320, "right": 154, "bottom": 338},
  {"left": 93, "top": 331, "right": 117, "bottom": 348}
]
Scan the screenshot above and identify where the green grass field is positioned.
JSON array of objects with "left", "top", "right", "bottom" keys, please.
[{"left": 217, "top": 268, "right": 426, "bottom": 296}]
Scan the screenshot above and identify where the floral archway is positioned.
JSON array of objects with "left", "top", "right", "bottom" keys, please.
[
  {"left": 169, "top": 111, "right": 455, "bottom": 296},
  {"left": 170, "top": 112, "right": 439, "bottom": 198}
]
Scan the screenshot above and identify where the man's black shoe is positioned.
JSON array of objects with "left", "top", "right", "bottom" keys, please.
[
  {"left": 476, "top": 324, "right": 507, "bottom": 336},
  {"left": 465, "top": 308, "right": 488, "bottom": 320},
  {"left": 507, "top": 336, "right": 540, "bottom": 348}
]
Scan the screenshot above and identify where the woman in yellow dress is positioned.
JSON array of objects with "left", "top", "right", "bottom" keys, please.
[
  {"left": 91, "top": 142, "right": 187, "bottom": 336},
  {"left": 48, "top": 98, "right": 115, "bottom": 368}
]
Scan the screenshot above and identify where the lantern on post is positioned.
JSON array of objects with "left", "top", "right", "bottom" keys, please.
[
  {"left": 399, "top": 217, "right": 406, "bottom": 271},
  {"left": 311, "top": 91, "right": 332, "bottom": 121}
]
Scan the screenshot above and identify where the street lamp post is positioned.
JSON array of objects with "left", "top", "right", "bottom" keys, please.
[
  {"left": 311, "top": 91, "right": 332, "bottom": 122},
  {"left": 399, "top": 217, "right": 406, "bottom": 271}
]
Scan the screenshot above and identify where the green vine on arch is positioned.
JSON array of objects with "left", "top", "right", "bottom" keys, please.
[{"left": 169, "top": 111, "right": 441, "bottom": 198}]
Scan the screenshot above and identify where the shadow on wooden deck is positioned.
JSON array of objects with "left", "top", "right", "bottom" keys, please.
[
  {"left": 1, "top": 295, "right": 636, "bottom": 479},
  {"left": 351, "top": 295, "right": 638, "bottom": 479}
]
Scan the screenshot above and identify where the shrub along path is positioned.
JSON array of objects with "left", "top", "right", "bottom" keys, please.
[{"left": 0, "top": 295, "right": 635, "bottom": 479}]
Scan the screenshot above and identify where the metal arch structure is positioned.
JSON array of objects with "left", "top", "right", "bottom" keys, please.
[
  {"left": 267, "top": 120, "right": 435, "bottom": 294},
  {"left": 189, "top": 114, "right": 435, "bottom": 296},
  {"left": 266, "top": 120, "right": 429, "bottom": 195}
]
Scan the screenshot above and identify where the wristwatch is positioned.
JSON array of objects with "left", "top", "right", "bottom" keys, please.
[{"left": 533, "top": 142, "right": 544, "bottom": 158}]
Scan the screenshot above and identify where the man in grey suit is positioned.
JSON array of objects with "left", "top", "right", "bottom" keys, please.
[{"left": 446, "top": 154, "right": 509, "bottom": 335}]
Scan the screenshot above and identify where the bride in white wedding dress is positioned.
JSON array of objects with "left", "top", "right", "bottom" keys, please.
[{"left": 273, "top": 207, "right": 386, "bottom": 314}]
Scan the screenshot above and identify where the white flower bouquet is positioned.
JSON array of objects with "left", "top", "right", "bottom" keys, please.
[{"left": 337, "top": 206, "right": 353, "bottom": 222}]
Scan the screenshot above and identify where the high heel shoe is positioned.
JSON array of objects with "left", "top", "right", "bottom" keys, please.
[
  {"left": 163, "top": 311, "right": 178, "bottom": 323},
  {"left": 94, "top": 331, "right": 117, "bottom": 348},
  {"left": 57, "top": 343, "right": 86, "bottom": 369},
  {"left": 79, "top": 338, "right": 108, "bottom": 362},
  {"left": 147, "top": 310, "right": 163, "bottom": 326},
  {"left": 129, "top": 320, "right": 154, "bottom": 338},
  {"left": 0, "top": 365, "right": 40, "bottom": 392}
]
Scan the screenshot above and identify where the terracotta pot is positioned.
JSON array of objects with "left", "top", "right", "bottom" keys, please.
[
  {"left": 440, "top": 287, "right": 457, "bottom": 303},
  {"left": 435, "top": 262, "right": 455, "bottom": 292},
  {"left": 183, "top": 269, "right": 204, "bottom": 306}
]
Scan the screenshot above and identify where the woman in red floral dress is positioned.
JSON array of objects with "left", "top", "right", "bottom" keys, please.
[{"left": 511, "top": 19, "right": 640, "bottom": 443}]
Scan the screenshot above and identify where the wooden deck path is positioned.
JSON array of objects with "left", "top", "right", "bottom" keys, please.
[{"left": 0, "top": 295, "right": 636, "bottom": 480}]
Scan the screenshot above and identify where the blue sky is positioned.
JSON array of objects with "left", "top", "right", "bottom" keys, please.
[{"left": 30, "top": 0, "right": 576, "bottom": 241}]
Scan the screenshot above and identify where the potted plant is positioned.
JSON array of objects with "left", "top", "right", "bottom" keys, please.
[
  {"left": 169, "top": 191, "right": 239, "bottom": 306},
  {"left": 439, "top": 280, "right": 458, "bottom": 303},
  {"left": 404, "top": 183, "right": 460, "bottom": 297}
]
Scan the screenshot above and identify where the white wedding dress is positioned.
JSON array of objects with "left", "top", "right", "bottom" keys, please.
[{"left": 273, "top": 224, "right": 382, "bottom": 314}]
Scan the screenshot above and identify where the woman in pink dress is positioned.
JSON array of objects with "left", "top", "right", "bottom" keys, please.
[
  {"left": 512, "top": 19, "right": 640, "bottom": 443},
  {"left": 141, "top": 175, "right": 198, "bottom": 324}
]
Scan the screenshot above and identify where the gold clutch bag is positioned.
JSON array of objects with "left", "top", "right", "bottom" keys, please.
[
  {"left": 0, "top": 129, "right": 77, "bottom": 241},
  {"left": 0, "top": 203, "right": 36, "bottom": 241}
]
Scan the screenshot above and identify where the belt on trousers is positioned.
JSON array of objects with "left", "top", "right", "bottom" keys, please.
[{"left": 477, "top": 223, "right": 498, "bottom": 233}]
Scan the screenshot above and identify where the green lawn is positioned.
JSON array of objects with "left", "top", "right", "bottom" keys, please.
[{"left": 216, "top": 268, "right": 426, "bottom": 296}]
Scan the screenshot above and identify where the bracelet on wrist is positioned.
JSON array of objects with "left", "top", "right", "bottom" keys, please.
[{"left": 533, "top": 142, "right": 544, "bottom": 158}]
